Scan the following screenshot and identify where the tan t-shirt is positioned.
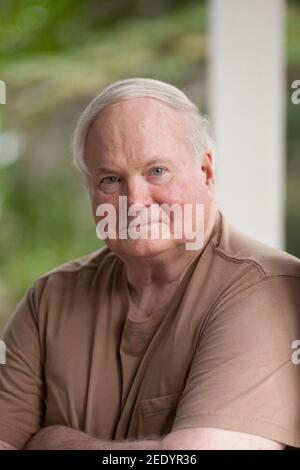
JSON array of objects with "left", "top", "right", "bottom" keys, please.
[{"left": 1, "top": 210, "right": 300, "bottom": 448}]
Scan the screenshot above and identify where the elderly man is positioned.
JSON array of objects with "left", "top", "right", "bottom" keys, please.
[{"left": 0, "top": 78, "right": 300, "bottom": 450}]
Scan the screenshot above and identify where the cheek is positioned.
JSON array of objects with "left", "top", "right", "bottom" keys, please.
[
  {"left": 154, "top": 177, "right": 203, "bottom": 206},
  {"left": 90, "top": 191, "right": 119, "bottom": 223}
]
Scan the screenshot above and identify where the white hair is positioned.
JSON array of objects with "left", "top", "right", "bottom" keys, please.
[{"left": 72, "top": 78, "right": 215, "bottom": 181}]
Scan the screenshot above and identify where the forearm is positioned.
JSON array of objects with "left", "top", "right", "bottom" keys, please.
[
  {"left": 61, "top": 437, "right": 161, "bottom": 450},
  {"left": 0, "top": 441, "right": 19, "bottom": 450},
  {"left": 25, "top": 425, "right": 162, "bottom": 450}
]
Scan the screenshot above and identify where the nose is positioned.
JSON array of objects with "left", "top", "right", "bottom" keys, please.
[{"left": 125, "top": 176, "right": 153, "bottom": 208}]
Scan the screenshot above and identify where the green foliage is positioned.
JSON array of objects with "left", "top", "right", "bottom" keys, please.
[{"left": 287, "top": 1, "right": 300, "bottom": 258}]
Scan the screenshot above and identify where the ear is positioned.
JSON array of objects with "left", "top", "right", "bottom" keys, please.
[{"left": 201, "top": 149, "right": 215, "bottom": 186}]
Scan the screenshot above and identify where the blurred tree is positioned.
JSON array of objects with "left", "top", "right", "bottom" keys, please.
[{"left": 286, "top": 0, "right": 300, "bottom": 260}]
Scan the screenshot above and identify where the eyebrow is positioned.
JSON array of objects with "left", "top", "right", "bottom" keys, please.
[{"left": 96, "top": 157, "right": 175, "bottom": 174}]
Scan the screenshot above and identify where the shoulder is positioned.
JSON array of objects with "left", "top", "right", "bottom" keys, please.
[
  {"left": 210, "top": 211, "right": 300, "bottom": 281},
  {"left": 40, "top": 245, "right": 115, "bottom": 276},
  {"left": 29, "top": 245, "right": 122, "bottom": 305},
  {"left": 2, "top": 246, "right": 124, "bottom": 349},
  {"left": 201, "top": 212, "right": 300, "bottom": 327}
]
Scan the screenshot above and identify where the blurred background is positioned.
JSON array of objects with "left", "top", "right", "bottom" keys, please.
[{"left": 0, "top": 0, "right": 299, "bottom": 332}]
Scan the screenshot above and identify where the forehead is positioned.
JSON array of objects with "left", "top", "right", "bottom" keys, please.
[{"left": 86, "top": 97, "right": 190, "bottom": 149}]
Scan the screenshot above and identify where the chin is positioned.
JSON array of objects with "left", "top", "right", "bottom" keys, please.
[{"left": 107, "top": 238, "right": 176, "bottom": 258}]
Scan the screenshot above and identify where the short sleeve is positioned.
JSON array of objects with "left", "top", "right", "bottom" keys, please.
[
  {"left": 0, "top": 285, "right": 45, "bottom": 448},
  {"left": 171, "top": 276, "right": 300, "bottom": 448}
]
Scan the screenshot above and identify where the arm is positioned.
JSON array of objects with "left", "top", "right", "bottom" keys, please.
[
  {"left": 0, "top": 440, "right": 19, "bottom": 450},
  {"left": 161, "top": 428, "right": 284, "bottom": 450},
  {"left": 169, "top": 278, "right": 300, "bottom": 449},
  {"left": 24, "top": 425, "right": 284, "bottom": 450},
  {"left": 0, "top": 284, "right": 46, "bottom": 449},
  {"left": 25, "top": 425, "right": 162, "bottom": 450}
]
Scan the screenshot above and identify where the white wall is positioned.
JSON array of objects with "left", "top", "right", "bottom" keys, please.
[{"left": 209, "top": 0, "right": 285, "bottom": 248}]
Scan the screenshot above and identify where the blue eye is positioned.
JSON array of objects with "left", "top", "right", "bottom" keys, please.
[
  {"left": 101, "top": 176, "right": 120, "bottom": 185},
  {"left": 149, "top": 167, "right": 166, "bottom": 176}
]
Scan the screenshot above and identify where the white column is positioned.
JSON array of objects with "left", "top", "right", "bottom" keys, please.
[{"left": 209, "top": 0, "right": 285, "bottom": 248}]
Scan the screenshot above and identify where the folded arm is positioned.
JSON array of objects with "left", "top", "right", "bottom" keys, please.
[
  {"left": 24, "top": 425, "right": 161, "bottom": 450},
  {"left": 24, "top": 425, "right": 284, "bottom": 450},
  {"left": 0, "top": 440, "right": 19, "bottom": 450}
]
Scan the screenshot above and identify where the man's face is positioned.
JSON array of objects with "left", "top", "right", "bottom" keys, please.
[{"left": 85, "top": 97, "right": 215, "bottom": 258}]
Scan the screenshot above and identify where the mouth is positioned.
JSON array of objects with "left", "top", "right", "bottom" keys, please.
[
  {"left": 118, "top": 221, "right": 168, "bottom": 235},
  {"left": 121, "top": 219, "right": 165, "bottom": 227},
  {"left": 131, "top": 221, "right": 162, "bottom": 227}
]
